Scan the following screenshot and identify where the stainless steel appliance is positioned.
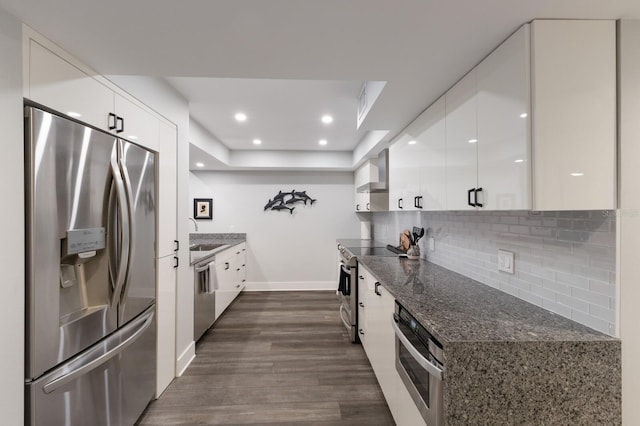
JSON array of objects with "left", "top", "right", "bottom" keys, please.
[
  {"left": 193, "top": 256, "right": 216, "bottom": 341},
  {"left": 392, "top": 302, "right": 444, "bottom": 426},
  {"left": 24, "top": 105, "right": 157, "bottom": 425},
  {"left": 337, "top": 241, "right": 396, "bottom": 342}
]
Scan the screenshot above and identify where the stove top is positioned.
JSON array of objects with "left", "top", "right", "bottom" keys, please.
[{"left": 345, "top": 246, "right": 398, "bottom": 257}]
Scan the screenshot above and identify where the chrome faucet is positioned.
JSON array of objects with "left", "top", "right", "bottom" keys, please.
[{"left": 188, "top": 217, "right": 198, "bottom": 232}]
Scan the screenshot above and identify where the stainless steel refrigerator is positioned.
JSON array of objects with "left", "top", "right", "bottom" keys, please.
[{"left": 24, "top": 105, "right": 157, "bottom": 425}]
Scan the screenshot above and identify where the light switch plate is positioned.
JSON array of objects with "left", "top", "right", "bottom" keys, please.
[{"left": 498, "top": 249, "right": 514, "bottom": 274}]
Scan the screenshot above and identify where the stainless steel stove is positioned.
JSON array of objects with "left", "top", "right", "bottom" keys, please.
[{"left": 337, "top": 240, "right": 396, "bottom": 342}]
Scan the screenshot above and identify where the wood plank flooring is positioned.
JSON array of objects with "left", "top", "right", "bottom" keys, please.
[{"left": 137, "top": 291, "right": 395, "bottom": 425}]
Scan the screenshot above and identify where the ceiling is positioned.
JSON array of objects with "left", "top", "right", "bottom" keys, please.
[{"left": 2, "top": 0, "right": 640, "bottom": 170}]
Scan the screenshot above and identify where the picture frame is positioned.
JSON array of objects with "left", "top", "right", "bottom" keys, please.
[{"left": 193, "top": 198, "right": 213, "bottom": 220}]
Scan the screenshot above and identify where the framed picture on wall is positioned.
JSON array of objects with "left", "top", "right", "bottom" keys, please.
[{"left": 194, "top": 198, "right": 213, "bottom": 220}]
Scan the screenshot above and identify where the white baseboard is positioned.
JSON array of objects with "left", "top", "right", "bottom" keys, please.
[
  {"left": 175, "top": 341, "right": 195, "bottom": 377},
  {"left": 243, "top": 281, "right": 336, "bottom": 291}
]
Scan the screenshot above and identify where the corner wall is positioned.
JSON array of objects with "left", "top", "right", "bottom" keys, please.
[
  {"left": 618, "top": 19, "right": 640, "bottom": 425},
  {"left": 0, "top": 7, "right": 24, "bottom": 423},
  {"left": 190, "top": 171, "right": 360, "bottom": 289}
]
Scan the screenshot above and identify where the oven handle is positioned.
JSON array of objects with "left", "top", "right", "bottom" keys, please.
[
  {"left": 339, "top": 304, "right": 352, "bottom": 331},
  {"left": 391, "top": 315, "right": 443, "bottom": 380}
]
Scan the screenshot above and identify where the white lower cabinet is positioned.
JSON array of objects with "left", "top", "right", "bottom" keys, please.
[
  {"left": 359, "top": 267, "right": 425, "bottom": 426},
  {"left": 214, "top": 244, "right": 246, "bottom": 321},
  {"left": 156, "top": 255, "right": 177, "bottom": 397}
]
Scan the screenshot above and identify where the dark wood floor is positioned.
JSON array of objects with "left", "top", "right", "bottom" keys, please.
[{"left": 137, "top": 291, "right": 395, "bottom": 425}]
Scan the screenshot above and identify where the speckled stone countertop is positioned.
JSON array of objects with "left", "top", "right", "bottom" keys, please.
[
  {"left": 189, "top": 233, "right": 246, "bottom": 265},
  {"left": 357, "top": 255, "right": 621, "bottom": 425}
]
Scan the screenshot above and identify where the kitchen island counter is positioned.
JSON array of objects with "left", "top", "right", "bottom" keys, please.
[
  {"left": 358, "top": 255, "right": 621, "bottom": 425},
  {"left": 189, "top": 233, "right": 246, "bottom": 265}
]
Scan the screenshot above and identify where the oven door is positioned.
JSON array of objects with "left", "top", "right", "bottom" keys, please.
[{"left": 392, "top": 314, "right": 444, "bottom": 426}]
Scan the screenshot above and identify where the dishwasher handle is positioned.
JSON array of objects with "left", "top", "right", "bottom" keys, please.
[{"left": 391, "top": 314, "right": 443, "bottom": 380}]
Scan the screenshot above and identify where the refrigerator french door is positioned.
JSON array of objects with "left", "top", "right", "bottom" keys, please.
[{"left": 24, "top": 105, "right": 157, "bottom": 426}]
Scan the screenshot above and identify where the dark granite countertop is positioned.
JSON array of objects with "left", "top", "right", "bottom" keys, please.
[
  {"left": 189, "top": 233, "right": 246, "bottom": 265},
  {"left": 358, "top": 256, "right": 615, "bottom": 346}
]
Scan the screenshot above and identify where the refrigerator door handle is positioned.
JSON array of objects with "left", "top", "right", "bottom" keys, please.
[
  {"left": 117, "top": 142, "right": 136, "bottom": 307},
  {"left": 110, "top": 148, "right": 130, "bottom": 308},
  {"left": 42, "top": 308, "right": 154, "bottom": 394}
]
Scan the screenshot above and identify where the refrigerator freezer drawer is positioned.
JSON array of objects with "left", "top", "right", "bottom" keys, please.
[{"left": 26, "top": 306, "right": 156, "bottom": 426}]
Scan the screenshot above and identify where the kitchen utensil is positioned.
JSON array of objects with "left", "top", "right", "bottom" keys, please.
[
  {"left": 412, "top": 227, "right": 425, "bottom": 244},
  {"left": 399, "top": 231, "right": 411, "bottom": 252}
]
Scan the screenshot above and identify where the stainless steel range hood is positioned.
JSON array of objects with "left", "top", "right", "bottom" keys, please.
[{"left": 356, "top": 149, "right": 389, "bottom": 193}]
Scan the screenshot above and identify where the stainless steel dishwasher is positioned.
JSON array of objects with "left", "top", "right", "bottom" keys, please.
[{"left": 193, "top": 257, "right": 216, "bottom": 341}]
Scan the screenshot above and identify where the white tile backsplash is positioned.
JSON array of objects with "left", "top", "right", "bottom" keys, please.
[{"left": 371, "top": 210, "right": 616, "bottom": 335}]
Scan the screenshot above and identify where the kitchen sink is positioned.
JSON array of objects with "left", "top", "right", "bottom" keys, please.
[{"left": 189, "top": 243, "right": 228, "bottom": 252}]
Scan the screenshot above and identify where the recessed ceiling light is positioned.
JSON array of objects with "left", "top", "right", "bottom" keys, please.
[
  {"left": 468, "top": 138, "right": 478, "bottom": 144},
  {"left": 195, "top": 162, "right": 205, "bottom": 168},
  {"left": 234, "top": 112, "right": 247, "bottom": 122},
  {"left": 408, "top": 140, "right": 417, "bottom": 145},
  {"left": 520, "top": 113, "right": 528, "bottom": 118},
  {"left": 67, "top": 111, "right": 82, "bottom": 118},
  {"left": 514, "top": 159, "right": 524, "bottom": 163},
  {"left": 253, "top": 139, "right": 262, "bottom": 145},
  {"left": 319, "top": 139, "right": 328, "bottom": 146},
  {"left": 321, "top": 115, "right": 333, "bottom": 124},
  {"left": 570, "top": 172, "right": 584, "bottom": 177}
]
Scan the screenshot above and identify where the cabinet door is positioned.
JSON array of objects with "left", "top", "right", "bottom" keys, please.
[
  {"left": 388, "top": 137, "right": 419, "bottom": 211},
  {"left": 446, "top": 69, "right": 478, "bottom": 210},
  {"left": 418, "top": 96, "right": 447, "bottom": 211},
  {"left": 29, "top": 40, "right": 114, "bottom": 130},
  {"left": 156, "top": 255, "right": 177, "bottom": 397},
  {"left": 114, "top": 93, "right": 160, "bottom": 151},
  {"left": 531, "top": 20, "right": 616, "bottom": 210},
  {"left": 354, "top": 192, "right": 368, "bottom": 212},
  {"left": 157, "top": 121, "right": 178, "bottom": 257},
  {"left": 477, "top": 25, "right": 531, "bottom": 210}
]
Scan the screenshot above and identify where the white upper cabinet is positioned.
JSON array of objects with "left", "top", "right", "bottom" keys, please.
[
  {"left": 29, "top": 40, "right": 114, "bottom": 130},
  {"left": 114, "top": 93, "right": 160, "bottom": 151},
  {"left": 530, "top": 20, "right": 616, "bottom": 210},
  {"left": 389, "top": 96, "right": 446, "bottom": 212},
  {"left": 445, "top": 69, "right": 478, "bottom": 210},
  {"left": 390, "top": 19, "right": 615, "bottom": 212},
  {"left": 157, "top": 121, "right": 178, "bottom": 258},
  {"left": 419, "top": 96, "right": 447, "bottom": 211},
  {"left": 477, "top": 25, "right": 531, "bottom": 210},
  {"left": 354, "top": 160, "right": 388, "bottom": 212}
]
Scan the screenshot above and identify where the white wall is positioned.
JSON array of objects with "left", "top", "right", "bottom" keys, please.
[
  {"left": 0, "top": 7, "right": 24, "bottom": 423},
  {"left": 618, "top": 19, "right": 640, "bottom": 425},
  {"left": 107, "top": 75, "right": 195, "bottom": 374},
  {"left": 190, "top": 171, "right": 360, "bottom": 290}
]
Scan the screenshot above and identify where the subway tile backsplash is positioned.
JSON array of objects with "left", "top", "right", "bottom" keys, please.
[{"left": 370, "top": 210, "right": 616, "bottom": 336}]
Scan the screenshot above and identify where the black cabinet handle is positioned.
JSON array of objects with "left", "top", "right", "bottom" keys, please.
[
  {"left": 398, "top": 198, "right": 403, "bottom": 209},
  {"left": 224, "top": 262, "right": 230, "bottom": 270},
  {"left": 356, "top": 204, "right": 360, "bottom": 211},
  {"left": 174, "top": 240, "right": 179, "bottom": 252},
  {"left": 475, "top": 188, "right": 483, "bottom": 208},
  {"left": 359, "top": 275, "right": 364, "bottom": 280},
  {"left": 467, "top": 188, "right": 476, "bottom": 207},
  {"left": 359, "top": 328, "right": 364, "bottom": 335},
  {"left": 359, "top": 302, "right": 365, "bottom": 308},
  {"left": 374, "top": 282, "right": 382, "bottom": 296},
  {"left": 236, "top": 284, "right": 241, "bottom": 289},
  {"left": 108, "top": 113, "right": 117, "bottom": 130},
  {"left": 366, "top": 203, "right": 370, "bottom": 210},
  {"left": 116, "top": 116, "right": 124, "bottom": 133},
  {"left": 414, "top": 196, "right": 423, "bottom": 209},
  {"left": 173, "top": 256, "right": 179, "bottom": 268}
]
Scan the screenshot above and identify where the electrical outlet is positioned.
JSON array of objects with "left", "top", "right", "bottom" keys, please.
[
  {"left": 428, "top": 237, "right": 435, "bottom": 251},
  {"left": 498, "top": 249, "right": 514, "bottom": 274}
]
